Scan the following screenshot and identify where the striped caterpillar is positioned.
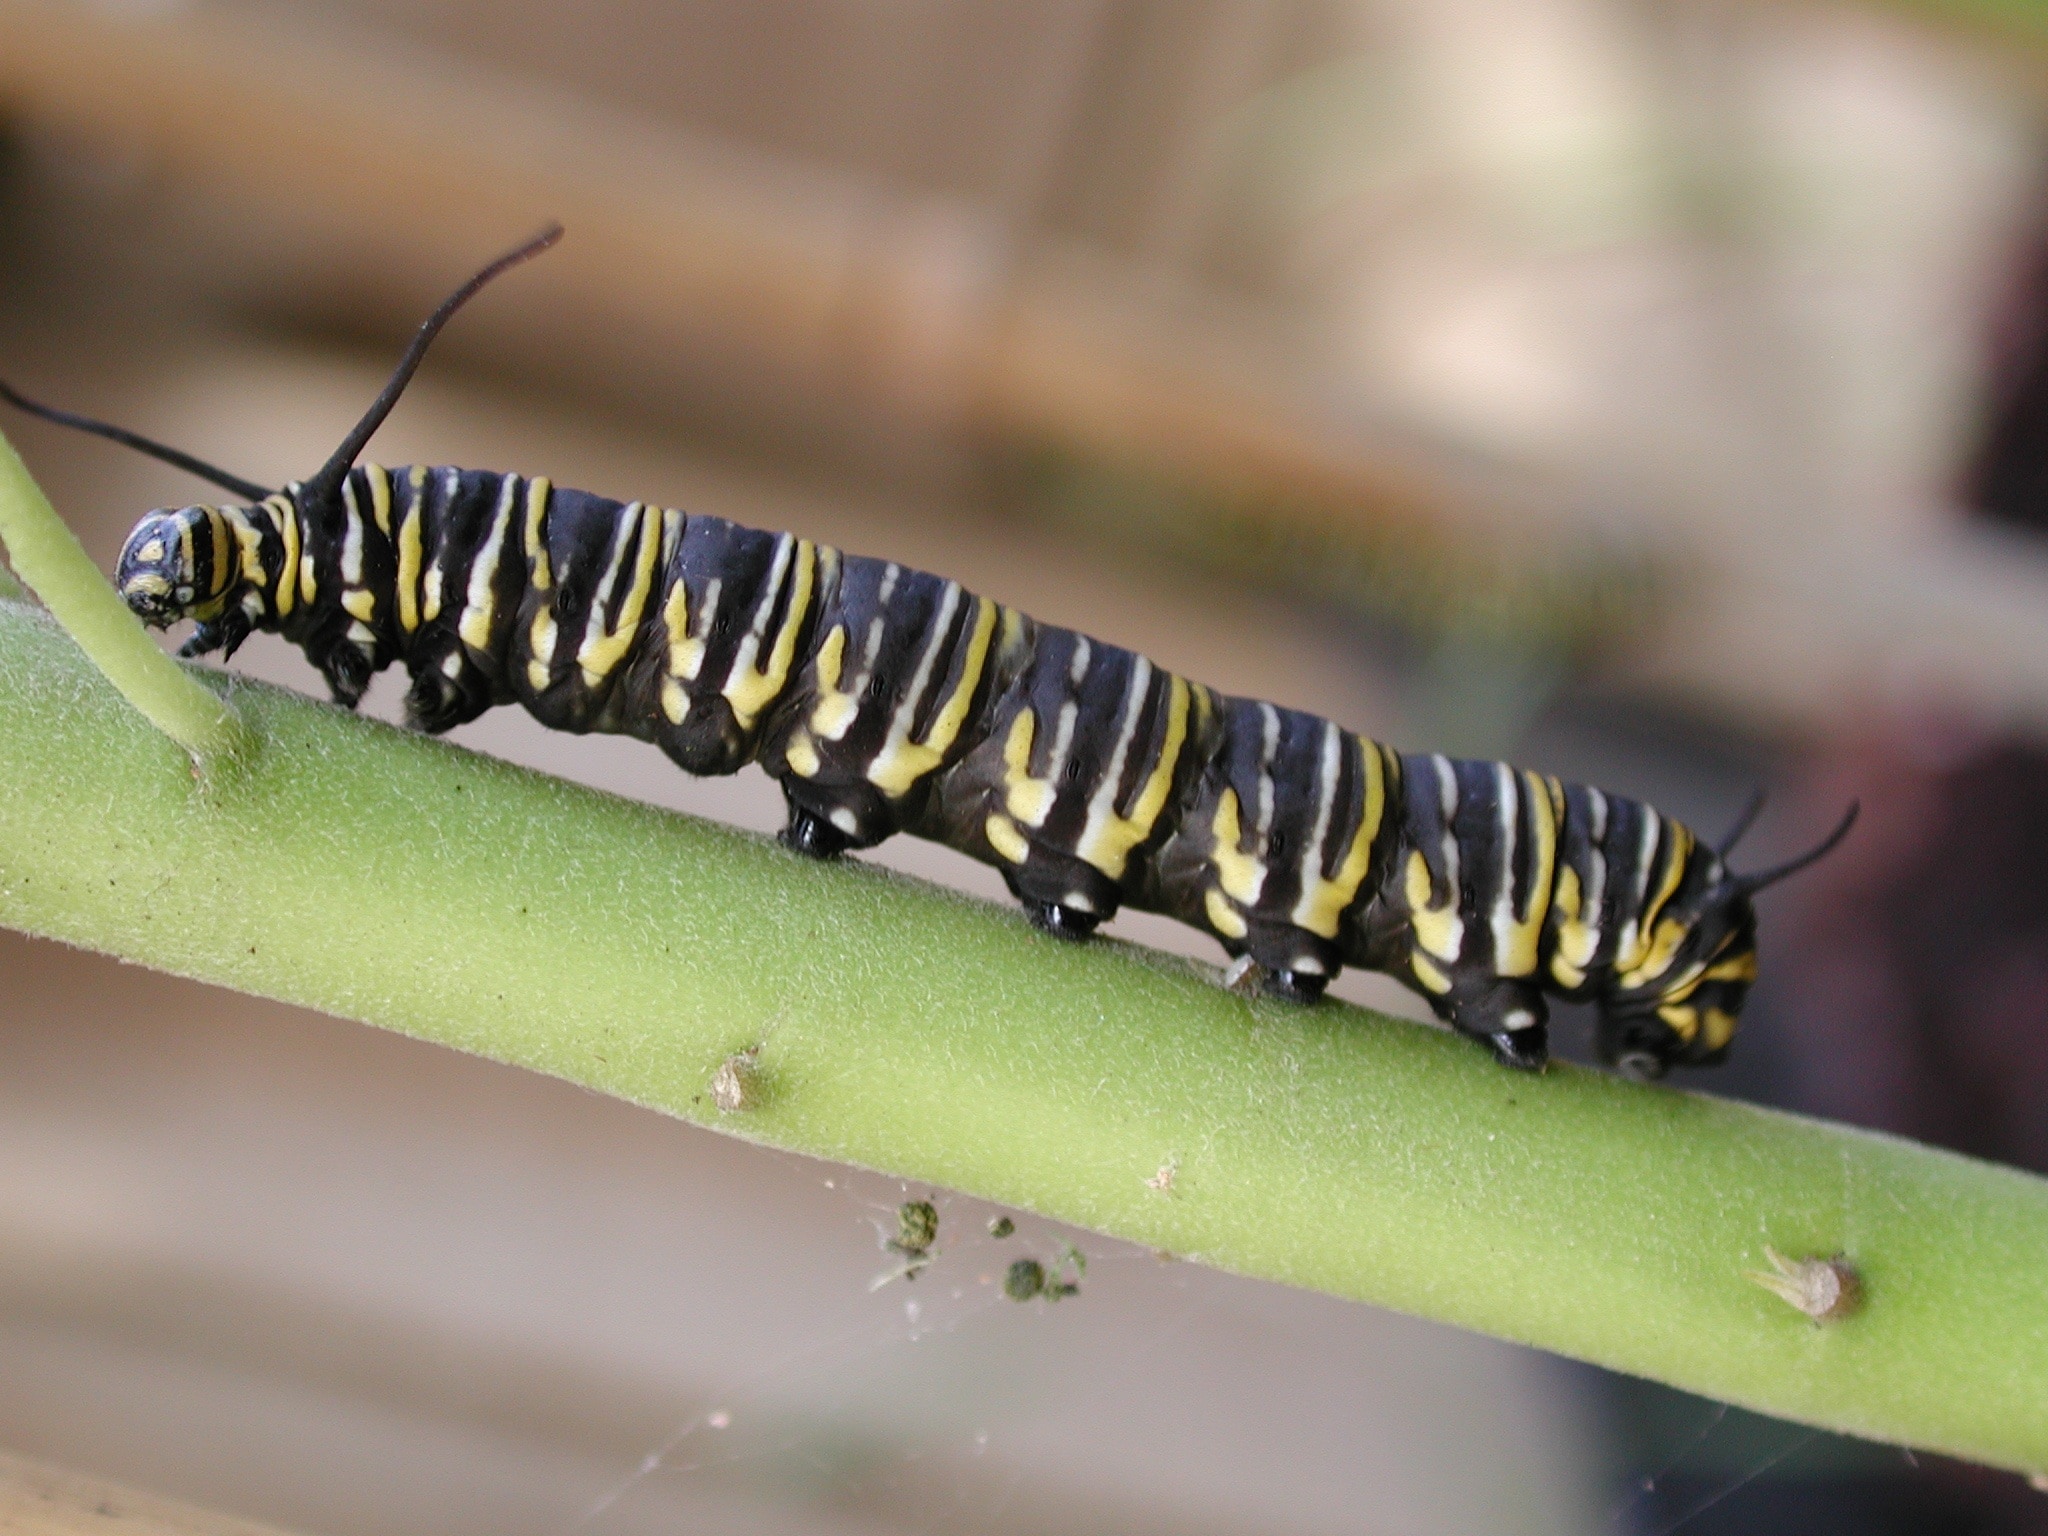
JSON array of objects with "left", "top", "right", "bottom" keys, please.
[{"left": 4, "top": 229, "right": 1854, "bottom": 1078}]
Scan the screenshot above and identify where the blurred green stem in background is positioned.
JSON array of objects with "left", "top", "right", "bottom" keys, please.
[
  {"left": 0, "top": 429, "right": 249, "bottom": 766},
  {"left": 1900, "top": 0, "right": 2048, "bottom": 52},
  {"left": 0, "top": 460, "right": 2045, "bottom": 1481}
]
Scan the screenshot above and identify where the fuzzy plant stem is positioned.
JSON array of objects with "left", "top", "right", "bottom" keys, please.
[
  {"left": 0, "top": 597, "right": 2045, "bottom": 1477},
  {"left": 0, "top": 428, "right": 248, "bottom": 764}
]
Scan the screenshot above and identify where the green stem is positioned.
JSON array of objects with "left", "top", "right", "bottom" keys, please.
[
  {"left": 0, "top": 430, "right": 249, "bottom": 765},
  {"left": 0, "top": 597, "right": 2043, "bottom": 1476}
]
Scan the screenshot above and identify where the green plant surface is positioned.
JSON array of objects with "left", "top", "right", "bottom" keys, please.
[
  {"left": 0, "top": 431, "right": 247, "bottom": 763},
  {"left": 0, "top": 593, "right": 2045, "bottom": 1477}
]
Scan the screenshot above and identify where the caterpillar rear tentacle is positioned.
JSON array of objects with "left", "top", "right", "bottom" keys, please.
[{"left": 5, "top": 228, "right": 1853, "bottom": 1079}]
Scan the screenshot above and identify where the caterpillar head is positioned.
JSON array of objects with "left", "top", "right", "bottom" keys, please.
[
  {"left": 115, "top": 505, "right": 239, "bottom": 628},
  {"left": 1596, "top": 894, "right": 1758, "bottom": 1081},
  {"left": 1596, "top": 801, "right": 1857, "bottom": 1082}
]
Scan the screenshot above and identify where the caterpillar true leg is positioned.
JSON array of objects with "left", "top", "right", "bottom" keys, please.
[
  {"left": 178, "top": 608, "right": 251, "bottom": 661},
  {"left": 323, "top": 641, "right": 375, "bottom": 710}
]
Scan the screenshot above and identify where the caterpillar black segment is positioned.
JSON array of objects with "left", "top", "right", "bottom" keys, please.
[{"left": 7, "top": 228, "right": 1856, "bottom": 1079}]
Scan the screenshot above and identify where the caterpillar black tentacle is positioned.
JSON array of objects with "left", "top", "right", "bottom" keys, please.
[
  {"left": 1716, "top": 786, "right": 1768, "bottom": 857},
  {"left": 10, "top": 230, "right": 1856, "bottom": 1079},
  {"left": 0, "top": 377, "right": 276, "bottom": 503}
]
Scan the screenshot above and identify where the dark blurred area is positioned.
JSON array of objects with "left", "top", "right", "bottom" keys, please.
[
  {"left": 1782, "top": 195, "right": 2048, "bottom": 1177},
  {"left": 3, "top": 1, "right": 2048, "bottom": 1532}
]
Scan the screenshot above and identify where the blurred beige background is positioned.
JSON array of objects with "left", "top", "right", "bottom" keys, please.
[{"left": 4, "top": 0, "right": 2048, "bottom": 1531}]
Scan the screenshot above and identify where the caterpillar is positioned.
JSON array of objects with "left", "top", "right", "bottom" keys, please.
[{"left": 2, "top": 227, "right": 1855, "bottom": 1079}]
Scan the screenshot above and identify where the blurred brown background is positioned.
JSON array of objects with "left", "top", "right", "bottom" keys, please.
[{"left": 3, "top": 0, "right": 2048, "bottom": 1531}]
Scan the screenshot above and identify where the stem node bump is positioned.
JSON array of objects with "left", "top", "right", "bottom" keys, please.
[{"left": 1749, "top": 1246, "right": 1862, "bottom": 1323}]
